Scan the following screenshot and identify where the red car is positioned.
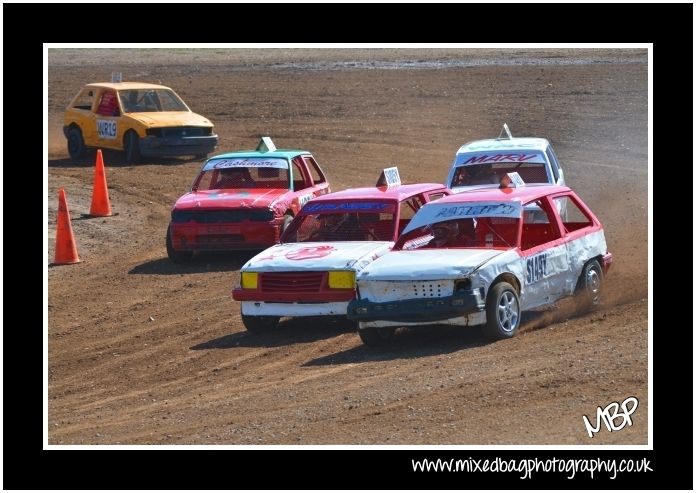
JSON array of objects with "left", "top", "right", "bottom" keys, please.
[
  {"left": 232, "top": 176, "right": 451, "bottom": 332},
  {"left": 167, "top": 138, "right": 330, "bottom": 262}
]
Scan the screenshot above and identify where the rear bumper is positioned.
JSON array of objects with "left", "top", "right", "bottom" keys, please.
[
  {"left": 347, "top": 288, "right": 485, "bottom": 323},
  {"left": 170, "top": 219, "right": 281, "bottom": 251},
  {"left": 140, "top": 134, "right": 218, "bottom": 157}
]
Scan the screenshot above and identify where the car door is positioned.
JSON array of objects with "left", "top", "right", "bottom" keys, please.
[
  {"left": 289, "top": 157, "right": 316, "bottom": 215},
  {"left": 519, "top": 197, "right": 569, "bottom": 309},
  {"left": 93, "top": 89, "right": 122, "bottom": 150},
  {"left": 303, "top": 154, "right": 330, "bottom": 196}
]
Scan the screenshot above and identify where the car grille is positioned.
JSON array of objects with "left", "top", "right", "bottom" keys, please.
[
  {"left": 147, "top": 126, "right": 212, "bottom": 137},
  {"left": 261, "top": 272, "right": 324, "bottom": 293},
  {"left": 410, "top": 282, "right": 448, "bottom": 298},
  {"left": 172, "top": 209, "right": 274, "bottom": 223}
]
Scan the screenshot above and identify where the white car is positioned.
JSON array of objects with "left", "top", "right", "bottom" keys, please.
[
  {"left": 445, "top": 125, "right": 566, "bottom": 194},
  {"left": 232, "top": 181, "right": 450, "bottom": 332},
  {"left": 347, "top": 182, "right": 613, "bottom": 345}
]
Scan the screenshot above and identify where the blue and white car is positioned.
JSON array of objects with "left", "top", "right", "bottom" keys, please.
[{"left": 445, "top": 125, "right": 566, "bottom": 194}]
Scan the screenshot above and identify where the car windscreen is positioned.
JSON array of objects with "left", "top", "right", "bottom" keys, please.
[
  {"left": 119, "top": 89, "right": 188, "bottom": 112},
  {"left": 396, "top": 217, "right": 520, "bottom": 250},
  {"left": 193, "top": 167, "right": 290, "bottom": 190},
  {"left": 451, "top": 152, "right": 549, "bottom": 186},
  {"left": 281, "top": 201, "right": 396, "bottom": 243},
  {"left": 396, "top": 200, "right": 522, "bottom": 250}
]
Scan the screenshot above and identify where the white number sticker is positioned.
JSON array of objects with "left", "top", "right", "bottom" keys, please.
[{"left": 96, "top": 119, "right": 117, "bottom": 140}]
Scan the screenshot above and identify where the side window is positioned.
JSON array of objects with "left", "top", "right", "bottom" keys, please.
[
  {"left": 553, "top": 195, "right": 593, "bottom": 234},
  {"left": 427, "top": 191, "right": 446, "bottom": 202},
  {"left": 72, "top": 89, "right": 95, "bottom": 111},
  {"left": 96, "top": 91, "right": 120, "bottom": 116},
  {"left": 546, "top": 146, "right": 560, "bottom": 182},
  {"left": 291, "top": 158, "right": 310, "bottom": 191},
  {"left": 521, "top": 200, "right": 561, "bottom": 250},
  {"left": 304, "top": 156, "right": 326, "bottom": 185},
  {"left": 397, "top": 196, "right": 424, "bottom": 233}
]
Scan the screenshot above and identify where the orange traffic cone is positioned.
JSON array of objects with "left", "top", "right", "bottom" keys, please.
[
  {"left": 90, "top": 149, "right": 112, "bottom": 216},
  {"left": 53, "top": 188, "right": 80, "bottom": 265}
]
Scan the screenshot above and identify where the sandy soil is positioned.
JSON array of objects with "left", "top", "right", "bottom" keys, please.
[{"left": 47, "top": 48, "right": 648, "bottom": 445}]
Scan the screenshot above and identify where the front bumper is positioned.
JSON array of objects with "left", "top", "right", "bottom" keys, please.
[
  {"left": 347, "top": 288, "right": 485, "bottom": 323},
  {"left": 241, "top": 301, "right": 350, "bottom": 317},
  {"left": 170, "top": 219, "right": 281, "bottom": 251},
  {"left": 139, "top": 134, "right": 218, "bottom": 157}
]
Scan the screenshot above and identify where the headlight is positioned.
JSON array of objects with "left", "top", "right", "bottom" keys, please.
[
  {"left": 327, "top": 270, "right": 355, "bottom": 289},
  {"left": 241, "top": 272, "right": 259, "bottom": 289}
]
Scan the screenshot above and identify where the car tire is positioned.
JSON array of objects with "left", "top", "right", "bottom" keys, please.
[
  {"left": 124, "top": 131, "right": 141, "bottom": 164},
  {"left": 67, "top": 126, "right": 85, "bottom": 160},
  {"left": 484, "top": 282, "right": 521, "bottom": 340},
  {"left": 166, "top": 225, "right": 193, "bottom": 263},
  {"left": 358, "top": 326, "right": 396, "bottom": 346},
  {"left": 575, "top": 259, "right": 603, "bottom": 311},
  {"left": 242, "top": 314, "right": 280, "bottom": 333}
]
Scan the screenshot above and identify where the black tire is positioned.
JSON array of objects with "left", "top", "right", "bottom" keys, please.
[
  {"left": 575, "top": 259, "right": 603, "bottom": 310},
  {"left": 166, "top": 225, "right": 193, "bottom": 263},
  {"left": 484, "top": 281, "right": 521, "bottom": 340},
  {"left": 358, "top": 326, "right": 396, "bottom": 346},
  {"left": 67, "top": 126, "right": 85, "bottom": 159},
  {"left": 242, "top": 314, "right": 280, "bottom": 333},
  {"left": 124, "top": 131, "right": 141, "bottom": 164}
]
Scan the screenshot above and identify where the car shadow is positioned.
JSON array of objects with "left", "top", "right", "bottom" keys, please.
[
  {"left": 302, "top": 324, "right": 491, "bottom": 366},
  {"left": 128, "top": 251, "right": 258, "bottom": 275},
  {"left": 302, "top": 311, "right": 551, "bottom": 366},
  {"left": 49, "top": 149, "right": 203, "bottom": 168},
  {"left": 191, "top": 317, "right": 356, "bottom": 349}
]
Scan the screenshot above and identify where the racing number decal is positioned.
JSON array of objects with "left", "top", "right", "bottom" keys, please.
[
  {"left": 96, "top": 119, "right": 117, "bottom": 139},
  {"left": 526, "top": 253, "right": 548, "bottom": 284},
  {"left": 298, "top": 194, "right": 313, "bottom": 207}
]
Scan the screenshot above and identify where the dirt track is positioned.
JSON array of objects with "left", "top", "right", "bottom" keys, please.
[{"left": 47, "top": 49, "right": 649, "bottom": 444}]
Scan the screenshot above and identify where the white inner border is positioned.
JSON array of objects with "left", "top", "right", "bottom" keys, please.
[{"left": 43, "top": 43, "right": 652, "bottom": 451}]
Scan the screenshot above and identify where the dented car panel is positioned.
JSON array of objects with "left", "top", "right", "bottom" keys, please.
[
  {"left": 348, "top": 185, "right": 611, "bottom": 335},
  {"left": 168, "top": 146, "right": 331, "bottom": 256},
  {"left": 64, "top": 82, "right": 218, "bottom": 160},
  {"left": 232, "top": 183, "right": 451, "bottom": 321}
]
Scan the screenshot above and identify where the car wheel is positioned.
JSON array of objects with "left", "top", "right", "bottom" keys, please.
[
  {"left": 484, "top": 282, "right": 520, "bottom": 340},
  {"left": 67, "top": 126, "right": 85, "bottom": 159},
  {"left": 124, "top": 131, "right": 141, "bottom": 164},
  {"left": 358, "top": 326, "right": 396, "bottom": 346},
  {"left": 166, "top": 225, "right": 193, "bottom": 263},
  {"left": 242, "top": 314, "right": 280, "bottom": 333},
  {"left": 576, "top": 259, "right": 603, "bottom": 310}
]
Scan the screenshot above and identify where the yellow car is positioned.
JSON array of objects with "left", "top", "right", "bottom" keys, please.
[{"left": 63, "top": 82, "right": 218, "bottom": 163}]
